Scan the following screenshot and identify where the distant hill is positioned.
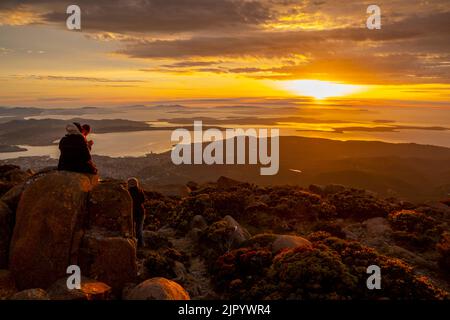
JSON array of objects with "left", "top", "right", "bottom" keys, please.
[
  {"left": 2, "top": 136, "right": 450, "bottom": 202},
  {"left": 141, "top": 136, "right": 450, "bottom": 202}
]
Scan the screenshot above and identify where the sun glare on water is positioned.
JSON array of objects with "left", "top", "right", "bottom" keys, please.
[{"left": 281, "top": 80, "right": 364, "bottom": 99}]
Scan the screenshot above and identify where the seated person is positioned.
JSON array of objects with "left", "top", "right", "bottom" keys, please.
[
  {"left": 73, "top": 122, "right": 94, "bottom": 150},
  {"left": 58, "top": 124, "right": 98, "bottom": 175}
]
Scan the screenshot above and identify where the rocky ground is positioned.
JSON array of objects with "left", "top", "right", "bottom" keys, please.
[{"left": 0, "top": 166, "right": 449, "bottom": 300}]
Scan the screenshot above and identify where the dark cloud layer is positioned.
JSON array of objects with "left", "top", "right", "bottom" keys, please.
[
  {"left": 1, "top": 0, "right": 273, "bottom": 32},
  {"left": 122, "top": 10, "right": 450, "bottom": 83},
  {"left": 11, "top": 74, "right": 144, "bottom": 83},
  {"left": 1, "top": 0, "right": 449, "bottom": 84}
]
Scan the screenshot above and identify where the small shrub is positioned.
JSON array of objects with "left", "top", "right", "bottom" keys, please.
[
  {"left": 144, "top": 232, "right": 173, "bottom": 250},
  {"left": 329, "top": 190, "right": 390, "bottom": 220},
  {"left": 210, "top": 233, "right": 448, "bottom": 300},
  {"left": 198, "top": 220, "right": 238, "bottom": 267},
  {"left": 144, "top": 248, "right": 190, "bottom": 279},
  {"left": 312, "top": 235, "right": 448, "bottom": 299},
  {"left": 269, "top": 245, "right": 357, "bottom": 299},
  {"left": 240, "top": 234, "right": 278, "bottom": 250},
  {"left": 212, "top": 247, "right": 273, "bottom": 298},
  {"left": 144, "top": 251, "right": 175, "bottom": 278},
  {"left": 210, "top": 191, "right": 248, "bottom": 217},
  {"left": 170, "top": 194, "right": 217, "bottom": 232},
  {"left": 312, "top": 221, "right": 346, "bottom": 239},
  {"left": 437, "top": 232, "right": 450, "bottom": 275},
  {"left": 388, "top": 210, "right": 442, "bottom": 249}
]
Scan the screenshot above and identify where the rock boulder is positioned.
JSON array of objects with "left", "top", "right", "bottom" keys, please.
[
  {"left": 47, "top": 276, "right": 112, "bottom": 300},
  {"left": 7, "top": 171, "right": 138, "bottom": 294},
  {"left": 272, "top": 235, "right": 312, "bottom": 253},
  {"left": 9, "top": 171, "right": 97, "bottom": 289},
  {"left": 324, "top": 184, "right": 346, "bottom": 195},
  {"left": 223, "top": 215, "right": 251, "bottom": 245},
  {"left": 0, "top": 165, "right": 32, "bottom": 197},
  {"left": 10, "top": 288, "right": 50, "bottom": 300},
  {"left": 1, "top": 183, "right": 25, "bottom": 213},
  {"left": 363, "top": 217, "right": 392, "bottom": 237},
  {"left": 0, "top": 201, "right": 13, "bottom": 268},
  {"left": 88, "top": 181, "right": 133, "bottom": 237},
  {"left": 190, "top": 215, "right": 208, "bottom": 230},
  {"left": 124, "top": 277, "right": 190, "bottom": 300},
  {"left": 78, "top": 230, "right": 137, "bottom": 294},
  {"left": 217, "top": 176, "right": 242, "bottom": 190},
  {"left": 0, "top": 269, "right": 16, "bottom": 298}
]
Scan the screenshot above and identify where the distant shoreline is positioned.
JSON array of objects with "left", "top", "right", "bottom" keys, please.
[
  {"left": 0, "top": 145, "right": 27, "bottom": 153},
  {"left": 1, "top": 134, "right": 450, "bottom": 160}
]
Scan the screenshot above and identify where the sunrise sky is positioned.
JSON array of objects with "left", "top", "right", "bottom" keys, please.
[{"left": 0, "top": 0, "right": 449, "bottom": 107}]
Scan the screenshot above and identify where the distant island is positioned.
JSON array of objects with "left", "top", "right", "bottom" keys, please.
[
  {"left": 0, "top": 117, "right": 223, "bottom": 147},
  {"left": 0, "top": 145, "right": 27, "bottom": 153}
]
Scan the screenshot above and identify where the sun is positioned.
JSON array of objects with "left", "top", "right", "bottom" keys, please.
[{"left": 280, "top": 80, "right": 364, "bottom": 99}]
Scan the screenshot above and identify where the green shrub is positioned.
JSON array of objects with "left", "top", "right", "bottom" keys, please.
[
  {"left": 269, "top": 245, "right": 357, "bottom": 299},
  {"left": 210, "top": 191, "right": 248, "bottom": 217},
  {"left": 144, "top": 232, "right": 173, "bottom": 250},
  {"left": 312, "top": 221, "right": 346, "bottom": 238},
  {"left": 388, "top": 210, "right": 442, "bottom": 249},
  {"left": 170, "top": 194, "right": 216, "bottom": 232},
  {"left": 313, "top": 235, "right": 448, "bottom": 299},
  {"left": 198, "top": 220, "right": 238, "bottom": 267},
  {"left": 144, "top": 251, "right": 175, "bottom": 278},
  {"left": 144, "top": 247, "right": 190, "bottom": 279},
  {"left": 144, "top": 198, "right": 176, "bottom": 230},
  {"left": 388, "top": 210, "right": 437, "bottom": 233},
  {"left": 210, "top": 233, "right": 448, "bottom": 300},
  {"left": 437, "top": 232, "right": 450, "bottom": 275},
  {"left": 329, "top": 190, "right": 390, "bottom": 220},
  {"left": 212, "top": 247, "right": 273, "bottom": 299}
]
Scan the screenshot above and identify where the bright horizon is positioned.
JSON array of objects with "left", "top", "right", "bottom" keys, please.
[{"left": 0, "top": 1, "right": 449, "bottom": 108}]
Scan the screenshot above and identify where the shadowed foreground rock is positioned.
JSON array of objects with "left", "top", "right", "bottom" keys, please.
[
  {"left": 0, "top": 201, "right": 13, "bottom": 268},
  {"left": 47, "top": 276, "right": 111, "bottom": 300},
  {"left": 9, "top": 171, "right": 95, "bottom": 289},
  {"left": 0, "top": 165, "right": 32, "bottom": 198},
  {"left": 124, "top": 277, "right": 190, "bottom": 300},
  {"left": 88, "top": 181, "right": 133, "bottom": 237},
  {"left": 0, "top": 269, "right": 16, "bottom": 298},
  {"left": 79, "top": 231, "right": 137, "bottom": 294},
  {"left": 10, "top": 288, "right": 49, "bottom": 300},
  {"left": 8, "top": 171, "right": 137, "bottom": 292}
]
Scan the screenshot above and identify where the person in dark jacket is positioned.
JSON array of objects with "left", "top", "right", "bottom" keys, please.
[
  {"left": 128, "top": 177, "right": 146, "bottom": 247},
  {"left": 58, "top": 124, "right": 98, "bottom": 174},
  {"left": 73, "top": 122, "right": 94, "bottom": 150}
]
